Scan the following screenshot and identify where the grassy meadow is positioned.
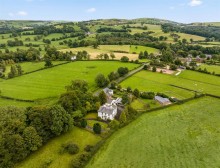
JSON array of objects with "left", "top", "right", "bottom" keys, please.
[
  {"left": 197, "top": 64, "right": 220, "bottom": 75},
  {"left": 87, "top": 96, "right": 220, "bottom": 168},
  {"left": 121, "top": 70, "right": 220, "bottom": 98},
  {"left": 0, "top": 61, "right": 139, "bottom": 100},
  {"left": 60, "top": 45, "right": 159, "bottom": 60},
  {"left": 16, "top": 127, "right": 101, "bottom": 168},
  {"left": 3, "top": 61, "right": 67, "bottom": 76}
]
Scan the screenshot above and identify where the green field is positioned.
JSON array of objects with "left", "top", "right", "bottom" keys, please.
[
  {"left": 197, "top": 64, "right": 220, "bottom": 74},
  {"left": 16, "top": 127, "right": 101, "bottom": 168},
  {"left": 0, "top": 61, "right": 139, "bottom": 100},
  {"left": 3, "top": 61, "right": 67, "bottom": 76},
  {"left": 87, "top": 96, "right": 220, "bottom": 168},
  {"left": 121, "top": 70, "right": 220, "bottom": 98}
]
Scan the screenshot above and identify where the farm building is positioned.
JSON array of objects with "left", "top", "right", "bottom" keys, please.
[
  {"left": 98, "top": 103, "right": 117, "bottom": 120},
  {"left": 155, "top": 96, "right": 171, "bottom": 106}
]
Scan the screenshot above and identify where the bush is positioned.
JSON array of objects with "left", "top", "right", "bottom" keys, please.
[
  {"left": 133, "top": 89, "right": 140, "bottom": 98},
  {"left": 61, "top": 142, "right": 79, "bottom": 155},
  {"left": 80, "top": 119, "right": 87, "bottom": 128},
  {"left": 84, "top": 145, "right": 93, "bottom": 152},
  {"left": 120, "top": 56, "right": 129, "bottom": 62},
  {"left": 93, "top": 123, "right": 101, "bottom": 134},
  {"left": 140, "top": 92, "right": 155, "bottom": 99},
  {"left": 67, "top": 143, "right": 79, "bottom": 155}
]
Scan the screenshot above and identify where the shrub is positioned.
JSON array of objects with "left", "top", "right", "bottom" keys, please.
[
  {"left": 61, "top": 142, "right": 79, "bottom": 155},
  {"left": 141, "top": 92, "right": 155, "bottom": 99},
  {"left": 81, "top": 119, "right": 87, "bottom": 128},
  {"left": 84, "top": 145, "right": 93, "bottom": 152},
  {"left": 93, "top": 123, "right": 101, "bottom": 134}
]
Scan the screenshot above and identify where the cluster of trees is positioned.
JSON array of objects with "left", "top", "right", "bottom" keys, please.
[
  {"left": 59, "top": 80, "right": 101, "bottom": 116},
  {"left": 7, "top": 38, "right": 23, "bottom": 47},
  {"left": 119, "top": 106, "right": 138, "bottom": 125},
  {"left": 0, "top": 47, "right": 41, "bottom": 62},
  {"left": 140, "top": 92, "right": 155, "bottom": 99},
  {"left": 7, "top": 64, "right": 23, "bottom": 78},
  {"left": 96, "top": 53, "right": 115, "bottom": 60},
  {"left": 0, "top": 105, "right": 73, "bottom": 167},
  {"left": 96, "top": 32, "right": 159, "bottom": 45},
  {"left": 96, "top": 27, "right": 129, "bottom": 33},
  {"left": 161, "top": 23, "right": 220, "bottom": 41},
  {"left": 33, "top": 25, "right": 76, "bottom": 36},
  {"left": 138, "top": 51, "right": 148, "bottom": 59}
]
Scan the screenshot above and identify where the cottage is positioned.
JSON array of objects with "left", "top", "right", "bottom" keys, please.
[
  {"left": 98, "top": 103, "right": 117, "bottom": 120},
  {"left": 155, "top": 96, "right": 171, "bottom": 106}
]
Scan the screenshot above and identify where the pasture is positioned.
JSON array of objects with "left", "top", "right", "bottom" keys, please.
[
  {"left": 60, "top": 45, "right": 159, "bottom": 60},
  {"left": 121, "top": 70, "right": 220, "bottom": 98},
  {"left": 3, "top": 61, "right": 67, "bottom": 76},
  {"left": 197, "top": 64, "right": 220, "bottom": 75},
  {"left": 16, "top": 127, "right": 101, "bottom": 168},
  {"left": 0, "top": 61, "right": 139, "bottom": 100},
  {"left": 86, "top": 96, "right": 220, "bottom": 168}
]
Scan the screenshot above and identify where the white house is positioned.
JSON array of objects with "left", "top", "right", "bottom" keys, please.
[
  {"left": 71, "top": 56, "right": 76, "bottom": 61},
  {"left": 98, "top": 103, "right": 117, "bottom": 120}
]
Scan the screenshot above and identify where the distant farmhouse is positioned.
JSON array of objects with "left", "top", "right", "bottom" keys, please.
[
  {"left": 98, "top": 88, "right": 122, "bottom": 120},
  {"left": 155, "top": 96, "right": 171, "bottom": 106}
]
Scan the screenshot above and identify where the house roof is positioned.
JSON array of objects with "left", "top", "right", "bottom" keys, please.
[
  {"left": 155, "top": 96, "right": 171, "bottom": 104},
  {"left": 98, "top": 104, "right": 117, "bottom": 115}
]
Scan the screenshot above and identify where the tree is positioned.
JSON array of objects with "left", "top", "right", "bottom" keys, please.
[
  {"left": 119, "top": 111, "right": 127, "bottom": 124},
  {"left": 66, "top": 80, "right": 88, "bottom": 93},
  {"left": 109, "top": 120, "right": 120, "bottom": 130},
  {"left": 108, "top": 71, "right": 119, "bottom": 81},
  {"left": 133, "top": 88, "right": 140, "bottom": 98},
  {"left": 98, "top": 90, "right": 107, "bottom": 105},
  {"left": 117, "top": 67, "right": 129, "bottom": 77},
  {"left": 16, "top": 64, "right": 23, "bottom": 76},
  {"left": 152, "top": 66, "right": 157, "bottom": 72},
  {"left": 120, "top": 56, "right": 129, "bottom": 62},
  {"left": 127, "top": 86, "right": 132, "bottom": 93},
  {"left": 122, "top": 93, "right": 130, "bottom": 104},
  {"left": 143, "top": 64, "right": 149, "bottom": 70},
  {"left": 23, "top": 126, "right": 42, "bottom": 152},
  {"left": 110, "top": 53, "right": 116, "bottom": 60},
  {"left": 144, "top": 51, "right": 148, "bottom": 58},
  {"left": 81, "top": 119, "right": 87, "bottom": 128},
  {"left": 95, "top": 74, "right": 109, "bottom": 88},
  {"left": 44, "top": 59, "right": 53, "bottom": 67},
  {"left": 93, "top": 123, "right": 101, "bottom": 134},
  {"left": 139, "top": 51, "right": 144, "bottom": 59},
  {"left": 93, "top": 43, "right": 99, "bottom": 49}
]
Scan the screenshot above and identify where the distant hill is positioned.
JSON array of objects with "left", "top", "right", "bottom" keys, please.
[{"left": 190, "top": 22, "right": 220, "bottom": 27}]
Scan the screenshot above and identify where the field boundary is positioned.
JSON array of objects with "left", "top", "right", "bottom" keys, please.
[{"left": 0, "top": 95, "right": 35, "bottom": 102}]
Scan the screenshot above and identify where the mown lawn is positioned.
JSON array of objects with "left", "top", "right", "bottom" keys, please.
[
  {"left": 16, "top": 127, "right": 101, "bottom": 168},
  {"left": 86, "top": 96, "right": 220, "bottom": 168},
  {"left": 0, "top": 61, "right": 139, "bottom": 100},
  {"left": 121, "top": 70, "right": 220, "bottom": 98}
]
